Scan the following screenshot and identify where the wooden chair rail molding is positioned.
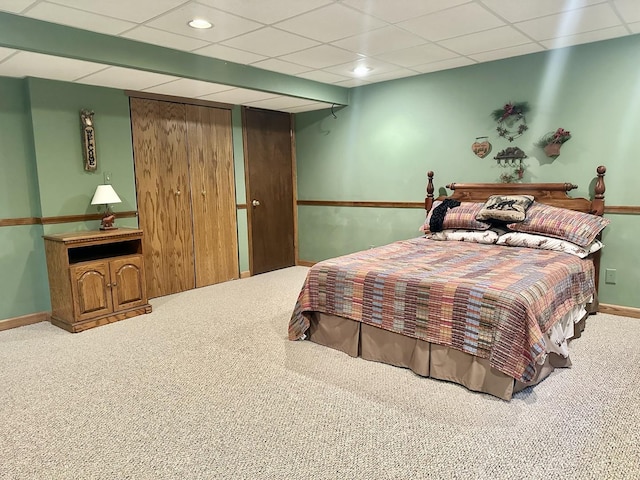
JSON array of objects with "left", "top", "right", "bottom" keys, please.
[
  {"left": 296, "top": 200, "right": 640, "bottom": 214},
  {"left": 1, "top": 206, "right": 256, "bottom": 227},
  {"left": 3, "top": 204, "right": 636, "bottom": 227},
  {"left": 0, "top": 211, "right": 138, "bottom": 227},
  {"left": 297, "top": 200, "right": 425, "bottom": 209}
]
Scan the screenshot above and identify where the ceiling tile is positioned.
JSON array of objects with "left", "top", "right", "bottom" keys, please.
[
  {"left": 284, "top": 102, "right": 334, "bottom": 113},
  {"left": 250, "top": 58, "right": 311, "bottom": 75},
  {"left": 399, "top": 3, "right": 505, "bottom": 41},
  {"left": 364, "top": 68, "right": 421, "bottom": 83},
  {"left": 375, "top": 43, "right": 459, "bottom": 68},
  {"left": 333, "top": 26, "right": 426, "bottom": 56},
  {"left": 197, "top": 0, "right": 333, "bottom": 25},
  {"left": 539, "top": 26, "right": 630, "bottom": 49},
  {"left": 274, "top": 3, "right": 386, "bottom": 42},
  {"left": 613, "top": 0, "right": 640, "bottom": 24},
  {"left": 439, "top": 26, "right": 532, "bottom": 55},
  {"left": 469, "top": 43, "right": 544, "bottom": 63},
  {"left": 146, "top": 3, "right": 263, "bottom": 43},
  {"left": 0, "top": 0, "right": 38, "bottom": 13},
  {"left": 334, "top": 78, "right": 369, "bottom": 87},
  {"left": 245, "top": 96, "right": 319, "bottom": 110},
  {"left": 515, "top": 4, "right": 621, "bottom": 41},
  {"left": 75, "top": 66, "right": 179, "bottom": 90},
  {"left": 0, "top": 51, "right": 106, "bottom": 80},
  {"left": 412, "top": 56, "right": 476, "bottom": 74},
  {"left": 2, "top": 0, "right": 639, "bottom": 91},
  {"left": 480, "top": 0, "right": 603, "bottom": 23},
  {"left": 0, "top": 47, "right": 17, "bottom": 61},
  {"left": 198, "top": 88, "right": 278, "bottom": 103},
  {"left": 342, "top": 0, "right": 469, "bottom": 24},
  {"left": 23, "top": 2, "right": 136, "bottom": 34},
  {"left": 324, "top": 57, "right": 403, "bottom": 78},
  {"left": 279, "top": 45, "right": 361, "bottom": 69},
  {"left": 296, "top": 70, "right": 351, "bottom": 84},
  {"left": 144, "top": 78, "right": 235, "bottom": 96},
  {"left": 49, "top": 0, "right": 187, "bottom": 23},
  {"left": 121, "top": 26, "right": 210, "bottom": 51},
  {"left": 192, "top": 44, "right": 266, "bottom": 64},
  {"left": 222, "top": 27, "right": 319, "bottom": 57}
]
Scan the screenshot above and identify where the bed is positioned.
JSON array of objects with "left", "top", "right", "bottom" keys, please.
[{"left": 289, "top": 166, "right": 608, "bottom": 400}]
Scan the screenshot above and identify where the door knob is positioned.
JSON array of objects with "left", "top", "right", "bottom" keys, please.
[{"left": 252, "top": 199, "right": 260, "bottom": 207}]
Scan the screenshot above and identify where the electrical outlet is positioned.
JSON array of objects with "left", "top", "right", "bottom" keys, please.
[{"left": 605, "top": 268, "right": 617, "bottom": 284}]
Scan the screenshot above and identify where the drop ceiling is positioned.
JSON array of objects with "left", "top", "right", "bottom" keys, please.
[{"left": 0, "top": 0, "right": 638, "bottom": 112}]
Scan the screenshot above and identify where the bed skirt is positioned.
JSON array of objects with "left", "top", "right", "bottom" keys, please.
[{"left": 306, "top": 312, "right": 587, "bottom": 401}]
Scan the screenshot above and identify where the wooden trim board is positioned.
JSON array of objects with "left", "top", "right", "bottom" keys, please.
[
  {"left": 0, "top": 312, "right": 50, "bottom": 331},
  {"left": 599, "top": 303, "right": 640, "bottom": 319}
]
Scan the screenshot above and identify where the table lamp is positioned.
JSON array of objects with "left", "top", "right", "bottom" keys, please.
[{"left": 91, "top": 184, "right": 122, "bottom": 230}]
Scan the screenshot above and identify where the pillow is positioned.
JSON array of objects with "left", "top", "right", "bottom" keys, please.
[
  {"left": 496, "top": 231, "right": 604, "bottom": 258},
  {"left": 507, "top": 202, "right": 610, "bottom": 247},
  {"left": 429, "top": 229, "right": 499, "bottom": 244},
  {"left": 475, "top": 195, "right": 534, "bottom": 223},
  {"left": 420, "top": 201, "right": 490, "bottom": 233}
]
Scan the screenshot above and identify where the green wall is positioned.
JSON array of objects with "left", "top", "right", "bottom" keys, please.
[
  {"left": 28, "top": 78, "right": 139, "bottom": 233},
  {"left": 0, "top": 77, "right": 49, "bottom": 318},
  {"left": 295, "top": 34, "right": 640, "bottom": 308},
  {"left": 232, "top": 105, "right": 249, "bottom": 273}
]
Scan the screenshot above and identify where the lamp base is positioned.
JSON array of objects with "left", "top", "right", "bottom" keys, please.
[{"left": 100, "top": 211, "right": 117, "bottom": 230}]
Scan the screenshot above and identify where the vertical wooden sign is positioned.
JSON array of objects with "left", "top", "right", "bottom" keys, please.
[{"left": 80, "top": 109, "right": 97, "bottom": 171}]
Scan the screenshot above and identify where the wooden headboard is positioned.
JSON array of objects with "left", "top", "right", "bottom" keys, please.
[
  {"left": 423, "top": 165, "right": 607, "bottom": 296},
  {"left": 424, "top": 165, "right": 606, "bottom": 215}
]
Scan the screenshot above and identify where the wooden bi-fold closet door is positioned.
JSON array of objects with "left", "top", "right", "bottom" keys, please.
[
  {"left": 130, "top": 97, "right": 238, "bottom": 299},
  {"left": 185, "top": 104, "right": 238, "bottom": 288}
]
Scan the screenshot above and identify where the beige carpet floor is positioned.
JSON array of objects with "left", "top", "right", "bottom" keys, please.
[{"left": 1, "top": 266, "right": 639, "bottom": 479}]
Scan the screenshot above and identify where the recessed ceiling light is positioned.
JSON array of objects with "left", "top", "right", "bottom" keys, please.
[
  {"left": 188, "top": 19, "right": 213, "bottom": 29},
  {"left": 352, "top": 65, "right": 372, "bottom": 76}
]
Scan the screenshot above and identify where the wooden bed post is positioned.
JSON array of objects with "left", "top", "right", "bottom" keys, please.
[
  {"left": 591, "top": 165, "right": 606, "bottom": 216},
  {"left": 425, "top": 171, "right": 434, "bottom": 212},
  {"left": 590, "top": 165, "right": 607, "bottom": 298}
]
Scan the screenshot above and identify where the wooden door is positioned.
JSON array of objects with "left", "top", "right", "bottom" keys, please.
[
  {"left": 243, "top": 108, "right": 295, "bottom": 275},
  {"left": 186, "top": 105, "right": 239, "bottom": 287},
  {"left": 110, "top": 255, "right": 147, "bottom": 312},
  {"left": 71, "top": 261, "right": 113, "bottom": 321},
  {"left": 131, "top": 98, "right": 195, "bottom": 298}
]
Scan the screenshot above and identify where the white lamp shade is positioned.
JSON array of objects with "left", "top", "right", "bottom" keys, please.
[{"left": 91, "top": 184, "right": 122, "bottom": 205}]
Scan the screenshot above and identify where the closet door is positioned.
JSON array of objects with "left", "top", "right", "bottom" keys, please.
[
  {"left": 130, "top": 98, "right": 195, "bottom": 298},
  {"left": 186, "top": 105, "right": 239, "bottom": 287}
]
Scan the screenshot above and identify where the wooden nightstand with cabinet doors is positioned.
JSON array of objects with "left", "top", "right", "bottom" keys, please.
[{"left": 43, "top": 228, "right": 152, "bottom": 333}]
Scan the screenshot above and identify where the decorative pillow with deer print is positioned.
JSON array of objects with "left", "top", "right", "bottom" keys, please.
[{"left": 475, "top": 195, "right": 534, "bottom": 223}]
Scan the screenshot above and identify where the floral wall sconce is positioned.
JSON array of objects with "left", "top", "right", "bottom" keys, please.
[{"left": 536, "top": 128, "right": 571, "bottom": 157}]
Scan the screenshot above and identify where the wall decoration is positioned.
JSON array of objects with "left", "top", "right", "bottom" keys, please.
[
  {"left": 494, "top": 147, "right": 527, "bottom": 183},
  {"left": 535, "top": 127, "right": 571, "bottom": 158},
  {"left": 80, "top": 109, "right": 97, "bottom": 171},
  {"left": 471, "top": 136, "right": 492, "bottom": 158},
  {"left": 491, "top": 102, "right": 529, "bottom": 142}
]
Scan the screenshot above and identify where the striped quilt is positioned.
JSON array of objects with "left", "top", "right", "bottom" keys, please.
[{"left": 289, "top": 238, "right": 595, "bottom": 382}]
